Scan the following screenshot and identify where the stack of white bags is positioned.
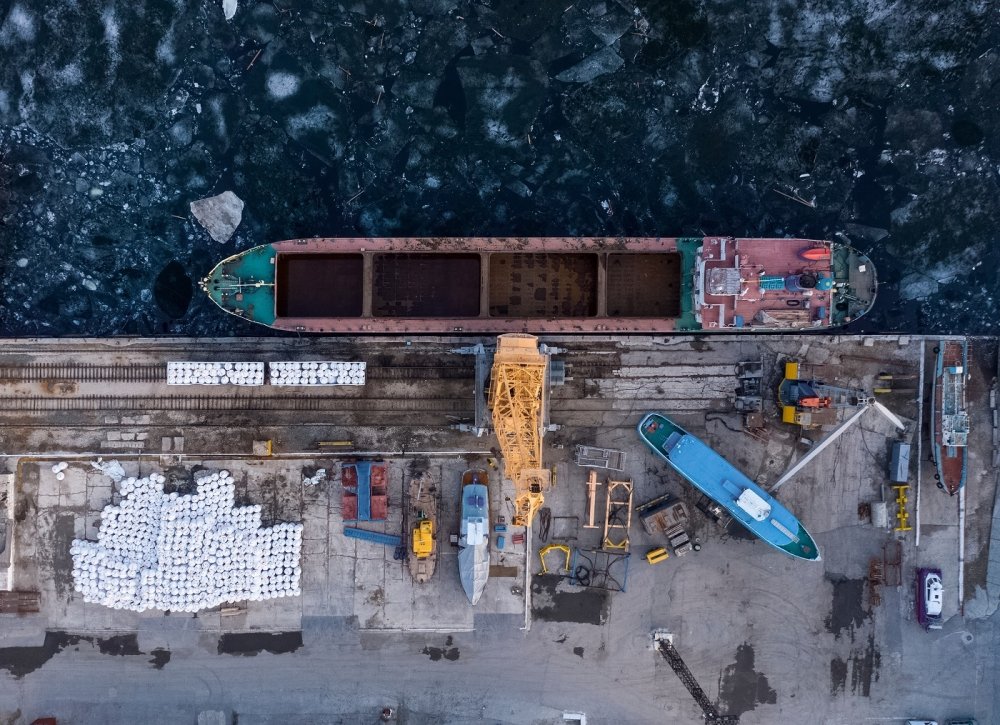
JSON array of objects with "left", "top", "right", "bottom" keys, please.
[
  {"left": 269, "top": 361, "right": 366, "bottom": 386},
  {"left": 71, "top": 469, "right": 302, "bottom": 612},
  {"left": 166, "top": 362, "right": 265, "bottom": 386},
  {"left": 302, "top": 468, "right": 327, "bottom": 487}
]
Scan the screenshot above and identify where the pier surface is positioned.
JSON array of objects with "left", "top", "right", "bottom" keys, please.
[{"left": 0, "top": 334, "right": 995, "bottom": 724}]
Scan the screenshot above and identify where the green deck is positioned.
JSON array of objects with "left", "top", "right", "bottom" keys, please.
[
  {"left": 675, "top": 238, "right": 702, "bottom": 331},
  {"left": 637, "top": 413, "right": 684, "bottom": 451},
  {"left": 203, "top": 244, "right": 278, "bottom": 326}
]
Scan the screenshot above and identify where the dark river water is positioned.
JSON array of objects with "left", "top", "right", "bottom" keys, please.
[{"left": 0, "top": 0, "right": 997, "bottom": 336}]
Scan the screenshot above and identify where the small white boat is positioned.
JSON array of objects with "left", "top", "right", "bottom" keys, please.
[{"left": 458, "top": 470, "right": 489, "bottom": 605}]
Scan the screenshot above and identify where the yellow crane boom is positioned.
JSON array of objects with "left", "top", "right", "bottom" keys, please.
[{"left": 488, "top": 334, "right": 551, "bottom": 526}]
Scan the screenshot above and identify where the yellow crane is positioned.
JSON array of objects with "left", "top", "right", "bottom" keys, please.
[{"left": 488, "top": 333, "right": 551, "bottom": 527}]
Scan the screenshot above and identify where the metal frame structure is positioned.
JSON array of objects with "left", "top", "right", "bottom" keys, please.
[
  {"left": 488, "top": 334, "right": 551, "bottom": 526},
  {"left": 584, "top": 470, "right": 601, "bottom": 529},
  {"left": 656, "top": 639, "right": 739, "bottom": 725},
  {"left": 574, "top": 445, "right": 626, "bottom": 471},
  {"left": 602, "top": 478, "right": 634, "bottom": 551},
  {"left": 538, "top": 543, "right": 572, "bottom": 574},
  {"left": 570, "top": 548, "right": 630, "bottom": 592},
  {"left": 892, "top": 484, "right": 912, "bottom": 532}
]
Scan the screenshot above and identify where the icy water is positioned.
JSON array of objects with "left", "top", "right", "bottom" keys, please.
[{"left": 0, "top": 1, "right": 997, "bottom": 336}]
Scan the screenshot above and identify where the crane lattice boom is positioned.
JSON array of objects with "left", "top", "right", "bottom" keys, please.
[{"left": 488, "top": 334, "right": 550, "bottom": 526}]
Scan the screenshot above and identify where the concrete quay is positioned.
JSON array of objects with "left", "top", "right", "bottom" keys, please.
[{"left": 0, "top": 334, "right": 996, "bottom": 724}]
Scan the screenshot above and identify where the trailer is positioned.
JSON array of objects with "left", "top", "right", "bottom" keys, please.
[
  {"left": 575, "top": 445, "right": 626, "bottom": 471},
  {"left": 342, "top": 461, "right": 389, "bottom": 521},
  {"left": 635, "top": 493, "right": 694, "bottom": 556}
]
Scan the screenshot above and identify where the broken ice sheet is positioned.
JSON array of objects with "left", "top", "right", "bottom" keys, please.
[{"left": 555, "top": 47, "right": 625, "bottom": 84}]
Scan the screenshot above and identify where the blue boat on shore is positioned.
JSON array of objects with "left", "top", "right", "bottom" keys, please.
[{"left": 638, "top": 412, "right": 821, "bottom": 562}]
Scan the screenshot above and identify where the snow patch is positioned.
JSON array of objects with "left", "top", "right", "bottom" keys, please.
[
  {"left": 155, "top": 32, "right": 176, "bottom": 65},
  {"left": 52, "top": 63, "right": 84, "bottom": 89},
  {"left": 266, "top": 71, "right": 300, "bottom": 100},
  {"left": 286, "top": 106, "right": 331, "bottom": 133},
  {"left": 809, "top": 65, "right": 844, "bottom": 103},
  {"left": 483, "top": 118, "right": 517, "bottom": 147},
  {"left": 2, "top": 5, "right": 36, "bottom": 44},
  {"left": 19, "top": 70, "right": 34, "bottom": 94},
  {"left": 210, "top": 96, "right": 228, "bottom": 142},
  {"left": 101, "top": 7, "right": 120, "bottom": 47},
  {"left": 929, "top": 52, "right": 959, "bottom": 70}
]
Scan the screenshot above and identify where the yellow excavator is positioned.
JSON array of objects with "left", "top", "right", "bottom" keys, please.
[{"left": 487, "top": 334, "right": 551, "bottom": 527}]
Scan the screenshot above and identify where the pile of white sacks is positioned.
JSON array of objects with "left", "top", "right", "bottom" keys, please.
[
  {"left": 166, "top": 362, "right": 265, "bottom": 386},
  {"left": 302, "top": 468, "right": 327, "bottom": 487},
  {"left": 71, "top": 469, "right": 302, "bottom": 612},
  {"left": 269, "top": 361, "right": 366, "bottom": 386}
]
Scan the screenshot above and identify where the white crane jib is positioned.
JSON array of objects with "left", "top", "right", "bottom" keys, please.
[{"left": 771, "top": 398, "right": 905, "bottom": 491}]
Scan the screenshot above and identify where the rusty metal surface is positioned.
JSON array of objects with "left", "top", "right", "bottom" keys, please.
[
  {"left": 488, "top": 253, "right": 598, "bottom": 318},
  {"left": 272, "top": 236, "right": 685, "bottom": 253},
  {"left": 606, "top": 253, "right": 682, "bottom": 317},
  {"left": 277, "top": 253, "right": 364, "bottom": 318},
  {"left": 372, "top": 253, "right": 481, "bottom": 318}
]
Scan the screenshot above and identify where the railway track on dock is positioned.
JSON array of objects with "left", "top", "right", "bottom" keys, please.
[
  {"left": 0, "top": 363, "right": 475, "bottom": 383},
  {"left": 0, "top": 395, "right": 472, "bottom": 413},
  {"left": 0, "top": 363, "right": 168, "bottom": 383}
]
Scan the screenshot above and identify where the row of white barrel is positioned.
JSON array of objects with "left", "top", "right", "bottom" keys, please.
[{"left": 166, "top": 361, "right": 366, "bottom": 386}]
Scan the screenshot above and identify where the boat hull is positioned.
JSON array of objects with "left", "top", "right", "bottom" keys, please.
[
  {"left": 931, "top": 340, "right": 969, "bottom": 495},
  {"left": 637, "top": 412, "right": 820, "bottom": 561},
  {"left": 200, "top": 237, "right": 877, "bottom": 334},
  {"left": 407, "top": 475, "right": 438, "bottom": 584},
  {"left": 459, "top": 471, "right": 490, "bottom": 605},
  {"left": 916, "top": 567, "right": 944, "bottom": 630},
  {"left": 458, "top": 544, "right": 489, "bottom": 605}
]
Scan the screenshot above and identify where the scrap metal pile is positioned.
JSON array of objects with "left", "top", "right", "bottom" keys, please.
[{"left": 70, "top": 469, "right": 302, "bottom": 612}]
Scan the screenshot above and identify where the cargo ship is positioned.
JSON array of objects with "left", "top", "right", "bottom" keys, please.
[
  {"left": 638, "top": 412, "right": 821, "bottom": 561},
  {"left": 200, "top": 237, "right": 877, "bottom": 334},
  {"left": 407, "top": 474, "right": 438, "bottom": 584},
  {"left": 458, "top": 469, "right": 490, "bottom": 605},
  {"left": 931, "top": 340, "right": 969, "bottom": 495}
]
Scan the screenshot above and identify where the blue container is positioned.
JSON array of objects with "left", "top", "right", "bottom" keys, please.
[{"left": 496, "top": 535, "right": 505, "bottom": 550}]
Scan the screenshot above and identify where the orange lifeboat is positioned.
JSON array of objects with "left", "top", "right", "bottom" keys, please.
[{"left": 799, "top": 246, "right": 831, "bottom": 262}]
